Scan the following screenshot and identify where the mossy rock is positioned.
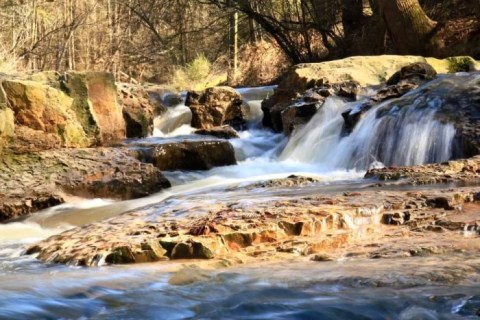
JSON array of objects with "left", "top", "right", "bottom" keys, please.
[
  {"left": 446, "top": 56, "right": 477, "bottom": 73},
  {"left": 2, "top": 79, "right": 89, "bottom": 147},
  {"left": 60, "top": 72, "right": 125, "bottom": 143}
]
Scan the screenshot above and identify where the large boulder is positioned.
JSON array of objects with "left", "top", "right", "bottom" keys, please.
[
  {"left": 0, "top": 148, "right": 171, "bottom": 221},
  {"left": 117, "top": 83, "right": 165, "bottom": 138},
  {"left": 263, "top": 55, "right": 479, "bottom": 131},
  {"left": 60, "top": 72, "right": 125, "bottom": 144},
  {"left": 386, "top": 62, "right": 437, "bottom": 86},
  {"left": 186, "top": 86, "right": 249, "bottom": 130},
  {"left": 267, "top": 81, "right": 359, "bottom": 135},
  {"left": 0, "top": 71, "right": 128, "bottom": 152},
  {"left": 372, "top": 73, "right": 480, "bottom": 158},
  {"left": 136, "top": 140, "right": 237, "bottom": 171},
  {"left": 2, "top": 80, "right": 89, "bottom": 148}
]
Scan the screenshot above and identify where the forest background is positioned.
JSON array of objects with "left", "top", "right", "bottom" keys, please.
[{"left": 0, "top": 0, "right": 479, "bottom": 89}]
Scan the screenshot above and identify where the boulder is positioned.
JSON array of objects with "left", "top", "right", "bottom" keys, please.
[
  {"left": 60, "top": 71, "right": 125, "bottom": 144},
  {"left": 186, "top": 86, "right": 249, "bottom": 130},
  {"left": 0, "top": 71, "right": 128, "bottom": 152},
  {"left": 195, "top": 126, "right": 239, "bottom": 139},
  {"left": 281, "top": 101, "right": 320, "bottom": 136},
  {"left": 0, "top": 148, "right": 171, "bottom": 221},
  {"left": 265, "top": 81, "right": 359, "bottom": 134},
  {"left": 117, "top": 82, "right": 163, "bottom": 138},
  {"left": 147, "top": 140, "right": 237, "bottom": 171},
  {"left": 386, "top": 62, "right": 437, "bottom": 86},
  {"left": 374, "top": 73, "right": 480, "bottom": 158},
  {"left": 2, "top": 80, "right": 89, "bottom": 148}
]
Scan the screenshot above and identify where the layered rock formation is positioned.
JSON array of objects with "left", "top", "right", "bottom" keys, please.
[
  {"left": 25, "top": 159, "right": 480, "bottom": 266},
  {"left": 0, "top": 148, "right": 170, "bottom": 221}
]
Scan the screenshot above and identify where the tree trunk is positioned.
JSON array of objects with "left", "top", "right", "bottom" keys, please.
[
  {"left": 341, "top": 0, "right": 363, "bottom": 39},
  {"left": 227, "top": 6, "right": 238, "bottom": 85},
  {"left": 377, "top": 0, "right": 436, "bottom": 54}
]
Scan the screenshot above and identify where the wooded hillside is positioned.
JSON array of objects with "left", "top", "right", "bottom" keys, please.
[{"left": 1, "top": 0, "right": 478, "bottom": 85}]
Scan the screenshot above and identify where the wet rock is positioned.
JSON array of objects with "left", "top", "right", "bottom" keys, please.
[
  {"left": 245, "top": 175, "right": 320, "bottom": 189},
  {"left": 105, "top": 246, "right": 136, "bottom": 264},
  {"left": 342, "top": 63, "right": 437, "bottom": 133},
  {"left": 118, "top": 83, "right": 164, "bottom": 138},
  {"left": 148, "top": 140, "right": 237, "bottom": 171},
  {"left": 161, "top": 92, "right": 183, "bottom": 107},
  {"left": 261, "top": 56, "right": 457, "bottom": 131},
  {"left": 25, "top": 183, "right": 480, "bottom": 266},
  {"left": 194, "top": 125, "right": 239, "bottom": 139},
  {"left": 386, "top": 62, "right": 437, "bottom": 86},
  {"left": 281, "top": 101, "right": 319, "bottom": 136},
  {"left": 263, "top": 81, "right": 359, "bottom": 134},
  {"left": 0, "top": 148, "right": 170, "bottom": 221},
  {"left": 365, "top": 156, "right": 480, "bottom": 185},
  {"left": 186, "top": 86, "right": 249, "bottom": 130}
]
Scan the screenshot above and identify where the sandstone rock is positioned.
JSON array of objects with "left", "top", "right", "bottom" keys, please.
[
  {"left": 0, "top": 148, "right": 171, "bottom": 221},
  {"left": 61, "top": 71, "right": 125, "bottom": 143},
  {"left": 147, "top": 140, "right": 237, "bottom": 171},
  {"left": 194, "top": 126, "right": 239, "bottom": 139},
  {"left": 117, "top": 83, "right": 162, "bottom": 138},
  {"left": 2, "top": 80, "right": 89, "bottom": 148},
  {"left": 281, "top": 101, "right": 319, "bottom": 136},
  {"left": 365, "top": 156, "right": 480, "bottom": 185},
  {"left": 24, "top": 179, "right": 480, "bottom": 266},
  {"left": 186, "top": 86, "right": 249, "bottom": 130}
]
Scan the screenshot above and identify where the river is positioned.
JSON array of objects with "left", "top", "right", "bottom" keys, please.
[{"left": 1, "top": 81, "right": 479, "bottom": 319}]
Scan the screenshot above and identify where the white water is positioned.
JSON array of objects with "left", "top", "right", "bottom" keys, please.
[{"left": 282, "top": 81, "right": 457, "bottom": 169}]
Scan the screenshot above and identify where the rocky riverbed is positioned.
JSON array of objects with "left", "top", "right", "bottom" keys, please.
[
  {"left": 26, "top": 157, "right": 480, "bottom": 267},
  {"left": 1, "top": 55, "right": 480, "bottom": 319}
]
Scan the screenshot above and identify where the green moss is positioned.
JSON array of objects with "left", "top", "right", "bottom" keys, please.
[
  {"left": 60, "top": 73, "right": 99, "bottom": 139},
  {"left": 447, "top": 56, "right": 475, "bottom": 73}
]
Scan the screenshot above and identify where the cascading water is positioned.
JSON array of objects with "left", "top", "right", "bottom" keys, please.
[
  {"left": 1, "top": 75, "right": 479, "bottom": 319},
  {"left": 281, "top": 75, "right": 463, "bottom": 169},
  {"left": 153, "top": 92, "right": 194, "bottom": 137}
]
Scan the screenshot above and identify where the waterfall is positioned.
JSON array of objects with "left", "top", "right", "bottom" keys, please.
[{"left": 281, "top": 77, "right": 460, "bottom": 170}]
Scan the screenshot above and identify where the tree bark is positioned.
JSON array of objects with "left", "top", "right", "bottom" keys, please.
[{"left": 377, "top": 0, "right": 436, "bottom": 54}]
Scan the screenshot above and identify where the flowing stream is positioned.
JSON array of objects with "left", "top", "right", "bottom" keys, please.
[{"left": 1, "top": 77, "right": 479, "bottom": 319}]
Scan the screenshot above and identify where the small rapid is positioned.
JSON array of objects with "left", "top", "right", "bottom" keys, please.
[{"left": 281, "top": 76, "right": 463, "bottom": 169}]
